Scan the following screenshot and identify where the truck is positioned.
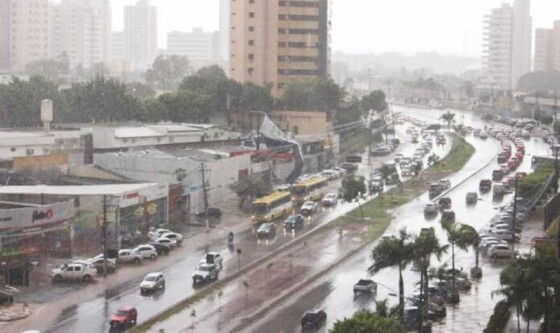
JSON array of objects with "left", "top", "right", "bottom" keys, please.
[
  {"left": 369, "top": 177, "right": 384, "bottom": 194},
  {"left": 353, "top": 279, "right": 377, "bottom": 295}
]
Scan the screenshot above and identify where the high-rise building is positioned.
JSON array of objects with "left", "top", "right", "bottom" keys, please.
[
  {"left": 57, "top": 0, "right": 112, "bottom": 69},
  {"left": 167, "top": 29, "right": 220, "bottom": 63},
  {"left": 219, "top": 0, "right": 230, "bottom": 62},
  {"left": 124, "top": 0, "right": 158, "bottom": 70},
  {"left": 230, "top": 0, "right": 331, "bottom": 96},
  {"left": 534, "top": 21, "right": 560, "bottom": 72},
  {"left": 0, "top": 0, "right": 50, "bottom": 73},
  {"left": 111, "top": 31, "right": 125, "bottom": 61},
  {"left": 482, "top": 0, "right": 532, "bottom": 91}
]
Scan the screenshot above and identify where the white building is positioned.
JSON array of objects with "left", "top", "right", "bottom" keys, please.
[
  {"left": 534, "top": 21, "right": 560, "bottom": 72},
  {"left": 167, "top": 29, "right": 220, "bottom": 63},
  {"left": 0, "top": 132, "right": 55, "bottom": 163},
  {"left": 0, "top": 0, "right": 50, "bottom": 73},
  {"left": 111, "top": 31, "right": 125, "bottom": 61},
  {"left": 56, "top": 0, "right": 112, "bottom": 69},
  {"left": 482, "top": 0, "right": 532, "bottom": 91},
  {"left": 219, "top": 0, "right": 230, "bottom": 63},
  {"left": 124, "top": 0, "right": 158, "bottom": 70}
]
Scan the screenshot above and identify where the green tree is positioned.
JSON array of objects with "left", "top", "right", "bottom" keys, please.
[
  {"left": 361, "top": 90, "right": 388, "bottom": 112},
  {"left": 336, "top": 97, "right": 363, "bottom": 125},
  {"left": 441, "top": 111, "right": 455, "bottom": 130},
  {"left": 279, "top": 77, "right": 346, "bottom": 112},
  {"left": 158, "top": 89, "right": 212, "bottom": 123},
  {"left": 369, "top": 228, "right": 414, "bottom": 319},
  {"left": 127, "top": 82, "right": 156, "bottom": 100},
  {"left": 340, "top": 175, "right": 366, "bottom": 220},
  {"left": 553, "top": 120, "right": 560, "bottom": 135},
  {"left": 146, "top": 55, "right": 190, "bottom": 91},
  {"left": 25, "top": 53, "right": 70, "bottom": 82},
  {"left": 440, "top": 223, "right": 478, "bottom": 291},
  {"left": 331, "top": 310, "right": 406, "bottom": 333}
]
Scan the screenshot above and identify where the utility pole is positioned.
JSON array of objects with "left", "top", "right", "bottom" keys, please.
[
  {"left": 511, "top": 179, "right": 518, "bottom": 253},
  {"left": 554, "top": 90, "right": 558, "bottom": 125},
  {"left": 102, "top": 195, "right": 108, "bottom": 278},
  {"left": 200, "top": 163, "right": 210, "bottom": 231}
]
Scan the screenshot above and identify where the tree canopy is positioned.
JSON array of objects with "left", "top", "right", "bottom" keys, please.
[{"left": 331, "top": 310, "right": 406, "bottom": 333}]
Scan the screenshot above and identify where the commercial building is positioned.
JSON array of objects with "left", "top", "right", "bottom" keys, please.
[
  {"left": 124, "top": 0, "right": 158, "bottom": 70},
  {"left": 269, "top": 110, "right": 329, "bottom": 135},
  {"left": 230, "top": 0, "right": 331, "bottom": 96},
  {"left": 0, "top": 0, "right": 50, "bottom": 73},
  {"left": 534, "top": 21, "right": 560, "bottom": 72},
  {"left": 482, "top": 0, "right": 532, "bottom": 91},
  {"left": 167, "top": 29, "right": 220, "bottom": 64}
]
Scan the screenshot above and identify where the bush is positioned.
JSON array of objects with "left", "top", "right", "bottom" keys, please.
[
  {"left": 483, "top": 300, "right": 511, "bottom": 333},
  {"left": 518, "top": 163, "right": 555, "bottom": 198}
]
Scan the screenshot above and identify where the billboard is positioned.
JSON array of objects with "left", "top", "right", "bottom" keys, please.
[{"left": 0, "top": 201, "right": 75, "bottom": 231}]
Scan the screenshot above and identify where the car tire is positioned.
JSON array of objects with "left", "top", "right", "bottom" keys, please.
[
  {"left": 150, "top": 254, "right": 156, "bottom": 260},
  {"left": 54, "top": 275, "right": 63, "bottom": 283},
  {"left": 162, "top": 282, "right": 166, "bottom": 289},
  {"left": 83, "top": 275, "right": 92, "bottom": 283},
  {"left": 134, "top": 258, "right": 141, "bottom": 264},
  {"left": 108, "top": 267, "right": 116, "bottom": 274}
]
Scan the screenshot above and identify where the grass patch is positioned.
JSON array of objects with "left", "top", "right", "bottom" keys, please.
[{"left": 426, "top": 135, "right": 475, "bottom": 174}]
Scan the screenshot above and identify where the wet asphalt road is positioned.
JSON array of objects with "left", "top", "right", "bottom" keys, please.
[
  {"left": 11, "top": 119, "right": 438, "bottom": 333},
  {"left": 250, "top": 106, "right": 552, "bottom": 333}
]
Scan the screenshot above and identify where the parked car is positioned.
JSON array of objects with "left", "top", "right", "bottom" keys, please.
[
  {"left": 322, "top": 193, "right": 338, "bottom": 207},
  {"left": 300, "top": 201, "right": 318, "bottom": 216},
  {"left": 51, "top": 263, "right": 97, "bottom": 283},
  {"left": 368, "top": 177, "right": 384, "bottom": 193},
  {"left": 493, "top": 184, "right": 506, "bottom": 197},
  {"left": 109, "top": 306, "right": 137, "bottom": 331},
  {"left": 488, "top": 244, "right": 515, "bottom": 259},
  {"left": 466, "top": 192, "right": 478, "bottom": 204},
  {"left": 133, "top": 245, "right": 158, "bottom": 260},
  {"left": 153, "top": 238, "right": 178, "bottom": 248},
  {"left": 88, "top": 257, "right": 117, "bottom": 274},
  {"left": 479, "top": 179, "right": 492, "bottom": 192},
  {"left": 438, "top": 197, "right": 452, "bottom": 211},
  {"left": 353, "top": 279, "right": 377, "bottom": 295},
  {"left": 438, "top": 179, "right": 451, "bottom": 191},
  {"left": 117, "top": 249, "right": 143, "bottom": 264},
  {"left": 401, "top": 166, "right": 412, "bottom": 177},
  {"left": 492, "top": 170, "right": 504, "bottom": 181},
  {"left": 424, "top": 203, "right": 439, "bottom": 216},
  {"left": 257, "top": 223, "right": 277, "bottom": 239},
  {"left": 284, "top": 214, "right": 305, "bottom": 231},
  {"left": 301, "top": 309, "right": 327, "bottom": 330},
  {"left": 0, "top": 290, "right": 14, "bottom": 306},
  {"left": 160, "top": 232, "right": 183, "bottom": 245},
  {"left": 140, "top": 272, "right": 165, "bottom": 294},
  {"left": 195, "top": 207, "right": 222, "bottom": 219},
  {"left": 192, "top": 263, "right": 219, "bottom": 284},
  {"left": 200, "top": 252, "right": 223, "bottom": 266},
  {"left": 149, "top": 242, "right": 171, "bottom": 256}
]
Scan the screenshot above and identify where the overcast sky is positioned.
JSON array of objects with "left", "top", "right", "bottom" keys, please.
[{"left": 112, "top": 0, "right": 560, "bottom": 57}]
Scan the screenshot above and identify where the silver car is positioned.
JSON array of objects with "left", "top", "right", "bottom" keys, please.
[{"left": 140, "top": 272, "right": 165, "bottom": 293}]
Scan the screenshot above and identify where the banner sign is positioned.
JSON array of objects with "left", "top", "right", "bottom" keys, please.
[{"left": 0, "top": 201, "right": 75, "bottom": 231}]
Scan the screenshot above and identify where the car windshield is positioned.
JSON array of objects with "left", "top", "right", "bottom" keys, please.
[
  {"left": 292, "top": 186, "right": 307, "bottom": 196},
  {"left": 115, "top": 310, "right": 129, "bottom": 316},
  {"left": 144, "top": 275, "right": 157, "bottom": 281},
  {"left": 252, "top": 203, "right": 268, "bottom": 215},
  {"left": 198, "top": 266, "right": 211, "bottom": 272}
]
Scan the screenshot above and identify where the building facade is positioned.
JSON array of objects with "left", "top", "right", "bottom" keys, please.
[
  {"left": 167, "top": 29, "right": 220, "bottom": 63},
  {"left": 230, "top": 0, "right": 331, "bottom": 96},
  {"left": 219, "top": 0, "right": 230, "bottom": 63},
  {"left": 124, "top": 0, "right": 158, "bottom": 70},
  {"left": 0, "top": 0, "right": 50, "bottom": 73},
  {"left": 534, "top": 21, "right": 560, "bottom": 72},
  {"left": 482, "top": 0, "right": 532, "bottom": 91}
]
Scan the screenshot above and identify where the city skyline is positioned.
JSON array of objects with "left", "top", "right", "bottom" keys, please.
[{"left": 111, "top": 0, "right": 560, "bottom": 57}]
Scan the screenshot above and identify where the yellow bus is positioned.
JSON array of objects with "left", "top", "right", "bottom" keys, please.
[
  {"left": 292, "top": 177, "right": 329, "bottom": 204},
  {"left": 251, "top": 191, "right": 293, "bottom": 223}
]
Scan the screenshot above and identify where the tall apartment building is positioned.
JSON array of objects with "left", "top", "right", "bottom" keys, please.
[
  {"left": 482, "top": 0, "right": 532, "bottom": 91},
  {"left": 0, "top": 0, "right": 50, "bottom": 73},
  {"left": 111, "top": 31, "right": 125, "bottom": 61},
  {"left": 219, "top": 0, "right": 230, "bottom": 62},
  {"left": 167, "top": 29, "right": 220, "bottom": 63},
  {"left": 534, "top": 21, "right": 560, "bottom": 72},
  {"left": 124, "top": 0, "right": 158, "bottom": 70},
  {"left": 56, "top": 0, "right": 111, "bottom": 69},
  {"left": 230, "top": 0, "right": 331, "bottom": 96}
]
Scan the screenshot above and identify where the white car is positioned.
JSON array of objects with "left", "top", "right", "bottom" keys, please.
[
  {"left": 133, "top": 245, "right": 158, "bottom": 260},
  {"left": 154, "top": 238, "right": 178, "bottom": 248},
  {"left": 200, "top": 252, "right": 223, "bottom": 267},
  {"left": 300, "top": 201, "right": 318, "bottom": 216},
  {"left": 321, "top": 169, "right": 338, "bottom": 180},
  {"left": 154, "top": 228, "right": 174, "bottom": 237},
  {"left": 322, "top": 193, "right": 338, "bottom": 207},
  {"left": 51, "top": 263, "right": 97, "bottom": 283},
  {"left": 117, "top": 249, "right": 144, "bottom": 264},
  {"left": 488, "top": 244, "right": 515, "bottom": 258},
  {"left": 140, "top": 272, "right": 165, "bottom": 293},
  {"left": 71, "top": 260, "right": 97, "bottom": 271},
  {"left": 160, "top": 232, "right": 183, "bottom": 245}
]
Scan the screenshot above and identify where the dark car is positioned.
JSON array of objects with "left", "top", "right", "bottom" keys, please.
[
  {"left": 149, "top": 242, "right": 171, "bottom": 255},
  {"left": 109, "top": 306, "right": 137, "bottom": 331},
  {"left": 441, "top": 210, "right": 456, "bottom": 223},
  {"left": 492, "top": 170, "right": 504, "bottom": 181},
  {"left": 479, "top": 179, "right": 492, "bottom": 192},
  {"left": 301, "top": 309, "right": 327, "bottom": 330},
  {"left": 438, "top": 197, "right": 452, "bottom": 211},
  {"left": 257, "top": 223, "right": 277, "bottom": 239},
  {"left": 0, "top": 290, "right": 14, "bottom": 306},
  {"left": 340, "top": 162, "right": 358, "bottom": 172},
  {"left": 89, "top": 258, "right": 117, "bottom": 274},
  {"left": 196, "top": 207, "right": 222, "bottom": 219},
  {"left": 284, "top": 214, "right": 305, "bottom": 231}
]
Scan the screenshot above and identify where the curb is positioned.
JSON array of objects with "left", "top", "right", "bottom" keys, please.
[{"left": 0, "top": 309, "right": 32, "bottom": 322}]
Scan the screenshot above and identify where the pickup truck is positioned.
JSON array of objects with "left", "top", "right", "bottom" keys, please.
[{"left": 353, "top": 279, "right": 377, "bottom": 295}]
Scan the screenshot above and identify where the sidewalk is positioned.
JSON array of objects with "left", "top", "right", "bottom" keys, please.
[{"left": 0, "top": 304, "right": 32, "bottom": 322}]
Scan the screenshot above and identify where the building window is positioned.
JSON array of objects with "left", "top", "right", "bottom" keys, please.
[
  {"left": 43, "top": 148, "right": 50, "bottom": 154},
  {"left": 26, "top": 149, "right": 34, "bottom": 156},
  {"left": 249, "top": 0, "right": 255, "bottom": 3},
  {"left": 248, "top": 54, "right": 255, "bottom": 60},
  {"left": 249, "top": 26, "right": 255, "bottom": 32},
  {"left": 248, "top": 68, "right": 254, "bottom": 75},
  {"left": 10, "top": 147, "right": 16, "bottom": 152},
  {"left": 249, "top": 12, "right": 255, "bottom": 18},
  {"left": 248, "top": 40, "right": 255, "bottom": 46}
]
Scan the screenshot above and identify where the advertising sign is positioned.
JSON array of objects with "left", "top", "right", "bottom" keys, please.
[{"left": 0, "top": 201, "right": 75, "bottom": 231}]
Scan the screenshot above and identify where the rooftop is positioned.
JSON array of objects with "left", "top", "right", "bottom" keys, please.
[{"left": 0, "top": 183, "right": 158, "bottom": 196}]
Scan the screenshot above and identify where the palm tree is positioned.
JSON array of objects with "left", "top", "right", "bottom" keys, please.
[
  {"left": 369, "top": 228, "right": 414, "bottom": 319},
  {"left": 414, "top": 228, "right": 448, "bottom": 333},
  {"left": 441, "top": 223, "right": 479, "bottom": 289}
]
